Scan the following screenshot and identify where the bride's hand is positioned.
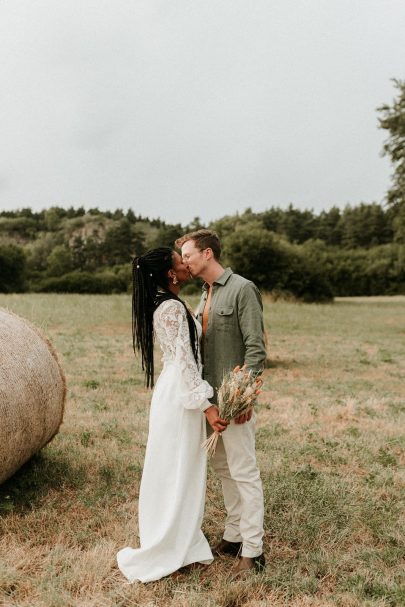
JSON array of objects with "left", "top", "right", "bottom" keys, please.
[{"left": 204, "top": 406, "right": 228, "bottom": 433}]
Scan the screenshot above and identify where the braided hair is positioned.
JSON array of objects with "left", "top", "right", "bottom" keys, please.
[{"left": 132, "top": 247, "right": 199, "bottom": 387}]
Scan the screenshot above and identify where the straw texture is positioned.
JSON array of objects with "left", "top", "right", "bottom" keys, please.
[{"left": 0, "top": 308, "right": 66, "bottom": 484}]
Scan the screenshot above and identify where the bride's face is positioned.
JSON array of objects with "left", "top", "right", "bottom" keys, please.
[{"left": 171, "top": 252, "right": 191, "bottom": 284}]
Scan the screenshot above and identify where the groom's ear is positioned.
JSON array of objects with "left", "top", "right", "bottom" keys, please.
[{"left": 204, "top": 247, "right": 214, "bottom": 261}]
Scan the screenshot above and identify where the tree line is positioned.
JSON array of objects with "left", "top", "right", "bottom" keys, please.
[
  {"left": 1, "top": 80, "right": 404, "bottom": 301},
  {"left": 0, "top": 201, "right": 403, "bottom": 301}
]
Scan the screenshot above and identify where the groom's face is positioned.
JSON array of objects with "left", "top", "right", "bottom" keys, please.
[{"left": 181, "top": 240, "right": 206, "bottom": 278}]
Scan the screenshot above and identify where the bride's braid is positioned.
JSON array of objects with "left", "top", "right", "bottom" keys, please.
[{"left": 132, "top": 247, "right": 198, "bottom": 388}]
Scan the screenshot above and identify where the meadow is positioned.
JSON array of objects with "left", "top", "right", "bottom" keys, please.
[{"left": 0, "top": 294, "right": 404, "bottom": 607}]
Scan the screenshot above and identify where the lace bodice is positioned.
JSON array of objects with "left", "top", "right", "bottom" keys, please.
[{"left": 153, "top": 299, "right": 213, "bottom": 408}]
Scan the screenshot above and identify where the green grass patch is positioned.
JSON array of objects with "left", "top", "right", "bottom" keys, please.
[{"left": 0, "top": 293, "right": 404, "bottom": 606}]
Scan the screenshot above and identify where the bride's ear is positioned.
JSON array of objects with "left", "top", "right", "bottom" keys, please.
[{"left": 167, "top": 270, "right": 178, "bottom": 285}]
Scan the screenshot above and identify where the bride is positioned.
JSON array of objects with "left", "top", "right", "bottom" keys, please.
[{"left": 117, "top": 247, "right": 217, "bottom": 582}]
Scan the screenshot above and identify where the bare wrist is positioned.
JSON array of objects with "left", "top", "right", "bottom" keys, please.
[{"left": 204, "top": 405, "right": 216, "bottom": 415}]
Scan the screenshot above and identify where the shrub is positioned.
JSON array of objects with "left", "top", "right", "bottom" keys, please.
[
  {"left": 112, "top": 264, "right": 132, "bottom": 292},
  {"left": 47, "top": 245, "right": 74, "bottom": 277},
  {"left": 0, "top": 244, "right": 26, "bottom": 292},
  {"left": 327, "top": 244, "right": 405, "bottom": 296},
  {"left": 32, "top": 271, "right": 127, "bottom": 294},
  {"left": 222, "top": 224, "right": 333, "bottom": 301}
]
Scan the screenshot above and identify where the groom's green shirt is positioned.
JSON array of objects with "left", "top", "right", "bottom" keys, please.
[{"left": 196, "top": 268, "right": 266, "bottom": 402}]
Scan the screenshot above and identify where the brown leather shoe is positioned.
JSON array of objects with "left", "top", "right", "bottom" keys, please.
[
  {"left": 212, "top": 538, "right": 242, "bottom": 557},
  {"left": 229, "top": 554, "right": 266, "bottom": 579}
]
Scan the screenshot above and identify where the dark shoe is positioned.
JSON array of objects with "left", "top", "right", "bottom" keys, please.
[
  {"left": 229, "top": 554, "right": 266, "bottom": 579},
  {"left": 212, "top": 538, "right": 242, "bottom": 557},
  {"left": 253, "top": 553, "right": 266, "bottom": 572}
]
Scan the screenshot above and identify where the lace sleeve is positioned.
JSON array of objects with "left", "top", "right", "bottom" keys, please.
[{"left": 156, "top": 300, "right": 213, "bottom": 410}]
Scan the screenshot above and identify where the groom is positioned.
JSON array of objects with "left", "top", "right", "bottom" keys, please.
[{"left": 176, "top": 229, "right": 266, "bottom": 576}]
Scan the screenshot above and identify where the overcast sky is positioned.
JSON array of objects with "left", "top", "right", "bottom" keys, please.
[{"left": 0, "top": 1, "right": 404, "bottom": 225}]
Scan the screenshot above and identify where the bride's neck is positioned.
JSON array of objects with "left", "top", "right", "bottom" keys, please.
[{"left": 167, "top": 284, "right": 180, "bottom": 296}]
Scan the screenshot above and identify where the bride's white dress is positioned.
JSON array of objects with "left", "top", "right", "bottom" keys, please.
[{"left": 117, "top": 299, "right": 214, "bottom": 583}]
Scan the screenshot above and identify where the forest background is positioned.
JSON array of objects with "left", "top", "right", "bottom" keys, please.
[{"left": 1, "top": 80, "right": 404, "bottom": 302}]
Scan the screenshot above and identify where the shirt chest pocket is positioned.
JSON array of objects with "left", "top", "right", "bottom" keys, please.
[{"left": 215, "top": 306, "right": 234, "bottom": 331}]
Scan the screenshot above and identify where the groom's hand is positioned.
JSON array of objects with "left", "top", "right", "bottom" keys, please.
[
  {"left": 235, "top": 408, "right": 253, "bottom": 424},
  {"left": 204, "top": 406, "right": 229, "bottom": 433}
]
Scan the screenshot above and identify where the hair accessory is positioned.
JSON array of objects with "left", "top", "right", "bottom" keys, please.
[
  {"left": 136, "top": 265, "right": 140, "bottom": 269},
  {"left": 150, "top": 273, "right": 153, "bottom": 277}
]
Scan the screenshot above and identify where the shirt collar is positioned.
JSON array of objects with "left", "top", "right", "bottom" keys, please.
[{"left": 202, "top": 267, "right": 233, "bottom": 291}]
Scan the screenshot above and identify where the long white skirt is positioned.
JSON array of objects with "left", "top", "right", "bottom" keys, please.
[{"left": 117, "top": 362, "right": 213, "bottom": 583}]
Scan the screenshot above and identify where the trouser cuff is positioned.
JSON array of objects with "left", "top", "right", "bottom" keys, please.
[
  {"left": 241, "top": 547, "right": 263, "bottom": 558},
  {"left": 223, "top": 532, "right": 242, "bottom": 543}
]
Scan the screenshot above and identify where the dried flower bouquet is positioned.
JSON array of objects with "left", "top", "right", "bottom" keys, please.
[{"left": 202, "top": 365, "right": 263, "bottom": 457}]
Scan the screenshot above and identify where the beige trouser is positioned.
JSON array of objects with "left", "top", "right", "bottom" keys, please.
[{"left": 209, "top": 413, "right": 264, "bottom": 558}]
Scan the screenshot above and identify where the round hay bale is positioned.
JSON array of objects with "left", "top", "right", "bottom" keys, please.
[{"left": 0, "top": 308, "right": 66, "bottom": 484}]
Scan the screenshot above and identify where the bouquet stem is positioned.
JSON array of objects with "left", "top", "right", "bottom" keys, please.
[{"left": 201, "top": 431, "right": 221, "bottom": 457}]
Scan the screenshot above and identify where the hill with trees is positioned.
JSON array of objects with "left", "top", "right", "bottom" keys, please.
[{"left": 0, "top": 200, "right": 403, "bottom": 301}]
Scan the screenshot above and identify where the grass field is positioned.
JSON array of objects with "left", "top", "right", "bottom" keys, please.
[{"left": 0, "top": 294, "right": 404, "bottom": 607}]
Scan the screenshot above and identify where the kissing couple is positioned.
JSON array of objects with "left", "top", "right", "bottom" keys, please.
[{"left": 117, "top": 229, "right": 266, "bottom": 582}]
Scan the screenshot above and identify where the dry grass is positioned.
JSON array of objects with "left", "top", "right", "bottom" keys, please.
[{"left": 0, "top": 294, "right": 404, "bottom": 607}]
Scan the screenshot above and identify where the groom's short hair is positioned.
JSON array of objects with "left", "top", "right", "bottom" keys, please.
[{"left": 175, "top": 229, "right": 221, "bottom": 260}]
